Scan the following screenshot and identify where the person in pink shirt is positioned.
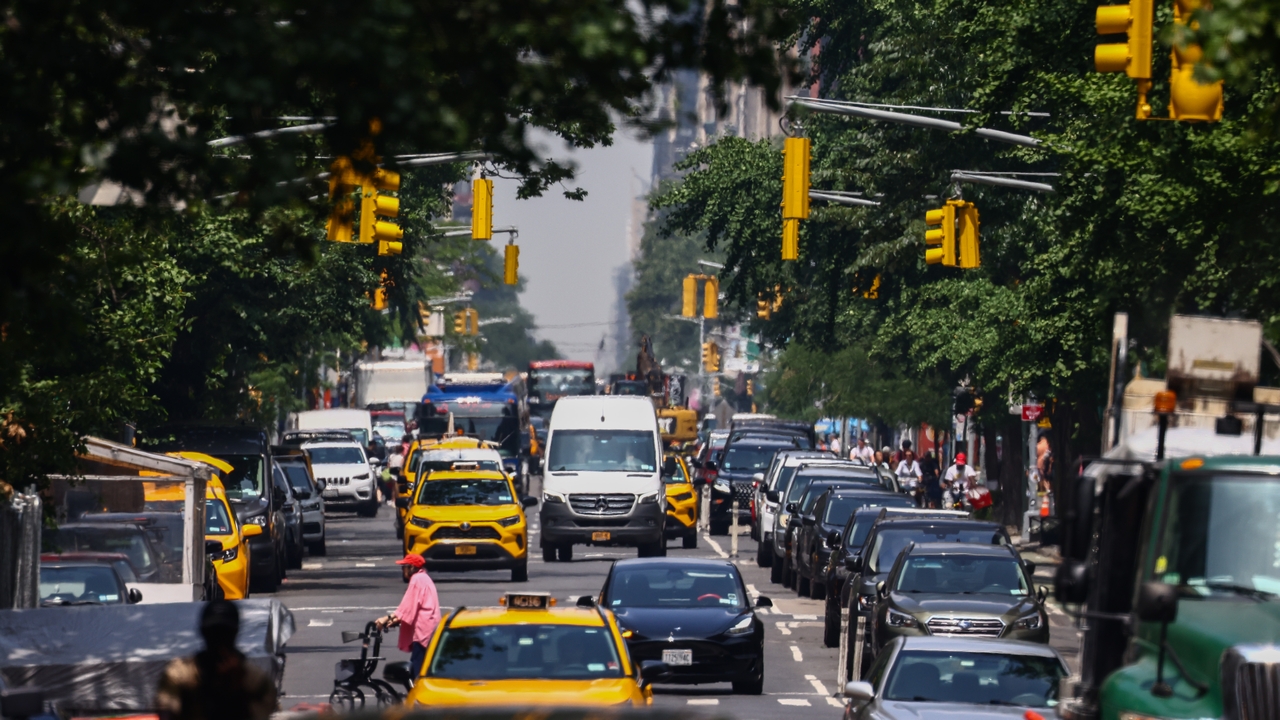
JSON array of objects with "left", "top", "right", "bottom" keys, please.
[{"left": 375, "top": 554, "right": 441, "bottom": 678}]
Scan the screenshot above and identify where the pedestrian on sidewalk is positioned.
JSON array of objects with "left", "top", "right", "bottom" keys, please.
[
  {"left": 895, "top": 450, "right": 923, "bottom": 506},
  {"left": 376, "top": 554, "right": 442, "bottom": 678},
  {"left": 942, "top": 452, "right": 978, "bottom": 510},
  {"left": 156, "top": 600, "right": 277, "bottom": 720},
  {"left": 920, "top": 450, "right": 942, "bottom": 508}
]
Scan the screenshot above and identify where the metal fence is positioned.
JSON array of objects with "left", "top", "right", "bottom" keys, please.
[{"left": 0, "top": 490, "right": 41, "bottom": 609}]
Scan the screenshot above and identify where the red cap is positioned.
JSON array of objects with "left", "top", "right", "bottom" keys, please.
[
  {"left": 956, "top": 453, "right": 967, "bottom": 464},
  {"left": 396, "top": 554, "right": 425, "bottom": 568}
]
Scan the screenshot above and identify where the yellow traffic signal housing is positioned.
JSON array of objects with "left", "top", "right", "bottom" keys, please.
[
  {"left": 360, "top": 168, "right": 403, "bottom": 255},
  {"left": 924, "top": 203, "right": 957, "bottom": 266},
  {"left": 782, "top": 218, "right": 799, "bottom": 261},
  {"left": 757, "top": 296, "right": 771, "bottom": 319},
  {"left": 702, "top": 341, "right": 722, "bottom": 373},
  {"left": 1169, "top": 0, "right": 1223, "bottom": 122},
  {"left": 703, "top": 277, "right": 719, "bottom": 319},
  {"left": 682, "top": 275, "right": 698, "bottom": 317},
  {"left": 471, "top": 178, "right": 493, "bottom": 240},
  {"left": 417, "top": 302, "right": 431, "bottom": 331},
  {"left": 371, "top": 287, "right": 388, "bottom": 311},
  {"left": 466, "top": 353, "right": 479, "bottom": 371},
  {"left": 1095, "top": 0, "right": 1153, "bottom": 118},
  {"left": 503, "top": 243, "right": 519, "bottom": 285},
  {"left": 453, "top": 311, "right": 466, "bottom": 334},
  {"left": 781, "top": 137, "right": 811, "bottom": 220},
  {"left": 466, "top": 308, "right": 480, "bottom": 336},
  {"left": 957, "top": 203, "right": 980, "bottom": 269},
  {"left": 326, "top": 156, "right": 358, "bottom": 243}
]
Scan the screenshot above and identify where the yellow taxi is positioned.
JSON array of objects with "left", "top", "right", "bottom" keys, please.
[
  {"left": 403, "top": 469, "right": 534, "bottom": 582},
  {"left": 404, "top": 592, "right": 657, "bottom": 708},
  {"left": 662, "top": 453, "right": 699, "bottom": 549},
  {"left": 397, "top": 436, "right": 506, "bottom": 539},
  {"left": 144, "top": 452, "right": 261, "bottom": 599}
]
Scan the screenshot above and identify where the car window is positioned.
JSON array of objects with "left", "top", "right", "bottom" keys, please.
[
  {"left": 868, "top": 527, "right": 1007, "bottom": 573},
  {"left": 280, "top": 464, "right": 314, "bottom": 492},
  {"left": 307, "top": 446, "right": 367, "bottom": 465},
  {"left": 207, "top": 499, "right": 234, "bottom": 535},
  {"left": 720, "top": 445, "right": 786, "bottom": 472},
  {"left": 417, "top": 480, "right": 514, "bottom": 506},
  {"left": 429, "top": 624, "right": 623, "bottom": 680},
  {"left": 48, "top": 528, "right": 157, "bottom": 574},
  {"left": 883, "top": 650, "right": 1065, "bottom": 707},
  {"left": 40, "top": 566, "right": 124, "bottom": 605},
  {"left": 896, "top": 555, "right": 1029, "bottom": 596},
  {"left": 606, "top": 566, "right": 747, "bottom": 609}
]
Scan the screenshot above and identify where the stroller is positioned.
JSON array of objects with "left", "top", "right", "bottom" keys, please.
[{"left": 329, "top": 621, "right": 414, "bottom": 709}]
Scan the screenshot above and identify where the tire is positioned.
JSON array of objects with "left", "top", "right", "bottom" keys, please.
[
  {"left": 782, "top": 554, "right": 793, "bottom": 589},
  {"left": 358, "top": 499, "right": 379, "bottom": 518},
  {"left": 395, "top": 519, "right": 404, "bottom": 541},
  {"left": 732, "top": 659, "right": 764, "bottom": 695},
  {"left": 557, "top": 544, "right": 573, "bottom": 562},
  {"left": 770, "top": 554, "right": 784, "bottom": 584},
  {"left": 823, "top": 594, "right": 841, "bottom": 647},
  {"left": 797, "top": 572, "right": 811, "bottom": 597},
  {"left": 756, "top": 539, "right": 772, "bottom": 567},
  {"left": 258, "top": 554, "right": 279, "bottom": 594},
  {"left": 512, "top": 561, "right": 529, "bottom": 582},
  {"left": 308, "top": 534, "right": 327, "bottom": 557},
  {"left": 543, "top": 545, "right": 557, "bottom": 563},
  {"left": 287, "top": 535, "right": 303, "bottom": 570},
  {"left": 682, "top": 528, "right": 698, "bottom": 549},
  {"left": 812, "top": 579, "right": 826, "bottom": 601}
]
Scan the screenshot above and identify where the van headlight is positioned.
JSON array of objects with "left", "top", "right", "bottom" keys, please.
[
  {"left": 725, "top": 615, "right": 754, "bottom": 635},
  {"left": 543, "top": 492, "right": 566, "bottom": 504},
  {"left": 638, "top": 492, "right": 659, "bottom": 504},
  {"left": 1014, "top": 612, "right": 1043, "bottom": 630}
]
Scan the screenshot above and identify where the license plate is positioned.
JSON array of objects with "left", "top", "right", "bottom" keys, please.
[
  {"left": 662, "top": 649, "right": 692, "bottom": 666},
  {"left": 592, "top": 531, "right": 611, "bottom": 541},
  {"left": 454, "top": 544, "right": 477, "bottom": 556},
  {"left": 323, "top": 490, "right": 339, "bottom": 498}
]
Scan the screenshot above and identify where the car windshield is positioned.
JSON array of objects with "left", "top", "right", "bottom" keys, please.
[
  {"left": 606, "top": 566, "right": 747, "bottom": 609},
  {"left": 428, "top": 624, "right": 623, "bottom": 680},
  {"left": 417, "top": 480, "right": 513, "bottom": 506},
  {"left": 869, "top": 527, "right": 1007, "bottom": 572},
  {"left": 40, "top": 566, "right": 124, "bottom": 605},
  {"left": 546, "top": 430, "right": 656, "bottom": 472},
  {"left": 44, "top": 528, "right": 156, "bottom": 575},
  {"left": 896, "top": 554, "right": 1029, "bottom": 595},
  {"left": 721, "top": 445, "right": 786, "bottom": 472},
  {"left": 529, "top": 368, "right": 595, "bottom": 395},
  {"left": 307, "top": 446, "right": 366, "bottom": 465},
  {"left": 826, "top": 495, "right": 893, "bottom": 524},
  {"left": 279, "top": 464, "right": 313, "bottom": 492},
  {"left": 846, "top": 515, "right": 881, "bottom": 549},
  {"left": 883, "top": 650, "right": 1065, "bottom": 707},
  {"left": 419, "top": 459, "right": 503, "bottom": 475},
  {"left": 215, "top": 454, "right": 266, "bottom": 501},
  {"left": 207, "top": 499, "right": 234, "bottom": 535},
  {"left": 374, "top": 424, "right": 405, "bottom": 442},
  {"left": 1155, "top": 472, "right": 1280, "bottom": 597}
]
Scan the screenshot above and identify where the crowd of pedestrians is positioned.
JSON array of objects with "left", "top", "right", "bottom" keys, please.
[{"left": 821, "top": 432, "right": 981, "bottom": 510}]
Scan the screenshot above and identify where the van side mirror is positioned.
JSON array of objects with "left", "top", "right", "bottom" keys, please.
[
  {"left": 128, "top": 587, "right": 143, "bottom": 603},
  {"left": 846, "top": 555, "right": 863, "bottom": 572}
]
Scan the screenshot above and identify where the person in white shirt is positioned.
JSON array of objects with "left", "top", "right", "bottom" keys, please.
[
  {"left": 850, "top": 437, "right": 874, "bottom": 465},
  {"left": 829, "top": 434, "right": 842, "bottom": 456},
  {"left": 895, "top": 450, "right": 923, "bottom": 505},
  {"left": 942, "top": 452, "right": 978, "bottom": 508}
]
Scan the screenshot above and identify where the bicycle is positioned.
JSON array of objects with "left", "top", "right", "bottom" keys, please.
[{"left": 329, "top": 621, "right": 411, "bottom": 710}]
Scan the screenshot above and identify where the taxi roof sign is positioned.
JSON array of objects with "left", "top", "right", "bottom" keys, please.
[{"left": 500, "top": 592, "right": 556, "bottom": 609}]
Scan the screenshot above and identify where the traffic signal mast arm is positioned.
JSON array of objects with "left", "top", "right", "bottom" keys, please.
[{"left": 788, "top": 97, "right": 1042, "bottom": 147}]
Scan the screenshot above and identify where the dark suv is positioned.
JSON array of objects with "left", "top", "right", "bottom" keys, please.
[
  {"left": 794, "top": 487, "right": 913, "bottom": 601},
  {"left": 707, "top": 435, "right": 797, "bottom": 535}
]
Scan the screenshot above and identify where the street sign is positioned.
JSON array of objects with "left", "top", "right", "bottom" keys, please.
[{"left": 1021, "top": 404, "right": 1044, "bottom": 422}]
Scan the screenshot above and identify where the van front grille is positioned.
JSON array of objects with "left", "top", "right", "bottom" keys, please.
[{"left": 569, "top": 493, "right": 636, "bottom": 516}]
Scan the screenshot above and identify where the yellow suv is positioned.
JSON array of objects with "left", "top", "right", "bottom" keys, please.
[
  {"left": 403, "top": 469, "right": 535, "bottom": 582},
  {"left": 662, "top": 454, "right": 699, "bottom": 549},
  {"left": 397, "top": 436, "right": 506, "bottom": 539},
  {"left": 404, "top": 592, "right": 660, "bottom": 707}
]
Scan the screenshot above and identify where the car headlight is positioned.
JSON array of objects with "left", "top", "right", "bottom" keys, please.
[
  {"left": 886, "top": 608, "right": 918, "bottom": 628},
  {"left": 409, "top": 516, "right": 434, "bottom": 529},
  {"left": 725, "top": 615, "right": 754, "bottom": 635},
  {"left": 672, "top": 492, "right": 694, "bottom": 502},
  {"left": 543, "top": 492, "right": 566, "bottom": 504},
  {"left": 638, "top": 492, "right": 659, "bottom": 504},
  {"left": 244, "top": 515, "right": 268, "bottom": 527},
  {"left": 497, "top": 515, "right": 521, "bottom": 527},
  {"left": 1014, "top": 612, "right": 1043, "bottom": 630},
  {"left": 713, "top": 480, "right": 730, "bottom": 494},
  {"left": 353, "top": 473, "right": 370, "bottom": 480}
]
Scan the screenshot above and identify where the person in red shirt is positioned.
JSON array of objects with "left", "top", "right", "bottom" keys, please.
[{"left": 375, "top": 554, "right": 442, "bottom": 678}]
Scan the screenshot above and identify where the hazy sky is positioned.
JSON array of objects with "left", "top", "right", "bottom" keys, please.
[{"left": 489, "top": 129, "right": 654, "bottom": 366}]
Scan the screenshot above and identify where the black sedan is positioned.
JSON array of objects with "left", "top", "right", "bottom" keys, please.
[{"left": 598, "top": 557, "right": 772, "bottom": 694}]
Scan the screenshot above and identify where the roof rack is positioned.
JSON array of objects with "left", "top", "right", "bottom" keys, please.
[{"left": 280, "top": 430, "right": 358, "bottom": 445}]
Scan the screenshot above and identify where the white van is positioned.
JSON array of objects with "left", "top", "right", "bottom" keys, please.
[
  {"left": 540, "top": 396, "right": 665, "bottom": 560},
  {"left": 291, "top": 409, "right": 374, "bottom": 448}
]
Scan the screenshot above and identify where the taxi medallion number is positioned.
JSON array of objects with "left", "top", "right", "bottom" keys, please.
[
  {"left": 455, "top": 544, "right": 477, "bottom": 556},
  {"left": 592, "top": 531, "right": 611, "bottom": 541},
  {"left": 662, "top": 649, "right": 692, "bottom": 666}
]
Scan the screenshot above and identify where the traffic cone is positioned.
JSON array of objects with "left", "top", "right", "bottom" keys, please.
[{"left": 1039, "top": 494, "right": 1050, "bottom": 517}]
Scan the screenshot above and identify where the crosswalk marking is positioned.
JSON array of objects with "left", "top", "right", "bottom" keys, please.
[
  {"left": 778, "top": 699, "right": 811, "bottom": 706},
  {"left": 775, "top": 621, "right": 792, "bottom": 636},
  {"left": 686, "top": 699, "right": 719, "bottom": 705},
  {"left": 826, "top": 697, "right": 846, "bottom": 708},
  {"left": 791, "top": 644, "right": 804, "bottom": 662},
  {"left": 704, "top": 535, "right": 729, "bottom": 558},
  {"left": 307, "top": 618, "right": 333, "bottom": 627},
  {"left": 805, "top": 674, "right": 829, "bottom": 696}
]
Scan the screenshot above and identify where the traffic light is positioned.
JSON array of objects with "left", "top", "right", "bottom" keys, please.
[
  {"left": 418, "top": 302, "right": 431, "bottom": 331},
  {"left": 781, "top": 137, "right": 810, "bottom": 262},
  {"left": 713, "top": 377, "right": 721, "bottom": 397},
  {"left": 359, "top": 167, "right": 402, "bottom": 256},
  {"left": 1094, "top": 0, "right": 1153, "bottom": 118},
  {"left": 466, "top": 353, "right": 479, "bottom": 371},
  {"left": 924, "top": 202, "right": 958, "bottom": 266},
  {"left": 756, "top": 295, "right": 771, "bottom": 319},
  {"left": 326, "top": 156, "right": 358, "bottom": 243},
  {"left": 682, "top": 275, "right": 697, "bottom": 317},
  {"left": 471, "top": 178, "right": 493, "bottom": 240},
  {"left": 1168, "top": 0, "right": 1223, "bottom": 121},
  {"left": 746, "top": 379, "right": 755, "bottom": 396},
  {"left": 370, "top": 270, "right": 390, "bottom": 311},
  {"left": 957, "top": 203, "right": 980, "bottom": 269},
  {"left": 855, "top": 274, "right": 882, "bottom": 299},
  {"left": 504, "top": 243, "right": 519, "bottom": 285},
  {"left": 703, "top": 277, "right": 719, "bottom": 319},
  {"left": 453, "top": 311, "right": 466, "bottom": 334},
  {"left": 466, "top": 308, "right": 480, "bottom": 336},
  {"left": 701, "top": 342, "right": 720, "bottom": 373}
]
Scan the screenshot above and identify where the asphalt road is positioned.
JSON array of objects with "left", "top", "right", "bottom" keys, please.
[{"left": 263, "top": 477, "right": 1080, "bottom": 717}]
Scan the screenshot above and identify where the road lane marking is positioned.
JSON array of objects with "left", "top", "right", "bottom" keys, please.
[
  {"left": 805, "top": 674, "right": 829, "bottom": 695},
  {"left": 301, "top": 563, "right": 324, "bottom": 570},
  {"left": 775, "top": 621, "right": 792, "bottom": 636},
  {"left": 778, "top": 699, "right": 811, "bottom": 706},
  {"left": 791, "top": 644, "right": 803, "bottom": 662},
  {"left": 827, "top": 697, "right": 846, "bottom": 708},
  {"left": 704, "top": 536, "right": 729, "bottom": 558},
  {"left": 307, "top": 619, "right": 333, "bottom": 627},
  {"left": 355, "top": 563, "right": 376, "bottom": 567},
  {"left": 686, "top": 699, "right": 719, "bottom": 705}
]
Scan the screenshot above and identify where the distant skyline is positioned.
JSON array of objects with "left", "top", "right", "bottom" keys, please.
[{"left": 488, "top": 129, "right": 653, "bottom": 369}]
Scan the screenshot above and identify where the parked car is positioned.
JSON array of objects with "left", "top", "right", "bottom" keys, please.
[
  {"left": 752, "top": 450, "right": 835, "bottom": 554},
  {"left": 275, "top": 451, "right": 326, "bottom": 555},
  {"left": 78, "top": 512, "right": 184, "bottom": 582},
  {"left": 794, "top": 487, "right": 913, "bottom": 600},
  {"left": 842, "top": 636, "right": 1068, "bottom": 720},
  {"left": 270, "top": 461, "right": 306, "bottom": 569},
  {"left": 707, "top": 436, "right": 798, "bottom": 535},
  {"left": 39, "top": 560, "right": 142, "bottom": 606},
  {"left": 304, "top": 438, "right": 378, "bottom": 517},
  {"left": 42, "top": 523, "right": 166, "bottom": 584},
  {"left": 870, "top": 542, "right": 1048, "bottom": 657},
  {"left": 599, "top": 557, "right": 772, "bottom": 694},
  {"left": 39, "top": 552, "right": 139, "bottom": 584}
]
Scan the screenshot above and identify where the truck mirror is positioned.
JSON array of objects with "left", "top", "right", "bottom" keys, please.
[
  {"left": 1136, "top": 581, "right": 1179, "bottom": 624},
  {"left": 1053, "top": 558, "right": 1089, "bottom": 604}
]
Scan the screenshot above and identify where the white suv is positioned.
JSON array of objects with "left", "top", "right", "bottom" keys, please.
[{"left": 304, "top": 440, "right": 378, "bottom": 517}]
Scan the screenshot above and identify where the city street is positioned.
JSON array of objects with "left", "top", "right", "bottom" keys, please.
[{"left": 268, "top": 479, "right": 1081, "bottom": 716}]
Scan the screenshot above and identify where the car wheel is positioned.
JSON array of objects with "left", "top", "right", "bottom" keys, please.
[
  {"left": 770, "top": 554, "right": 784, "bottom": 583},
  {"left": 542, "top": 545, "right": 557, "bottom": 563},
  {"left": 287, "top": 537, "right": 303, "bottom": 570},
  {"left": 258, "top": 556, "right": 279, "bottom": 593},
  {"left": 557, "top": 544, "right": 573, "bottom": 562},
  {"left": 682, "top": 528, "right": 698, "bottom": 549},
  {"left": 358, "top": 499, "right": 379, "bottom": 518},
  {"left": 756, "top": 540, "right": 772, "bottom": 567},
  {"left": 811, "top": 579, "right": 825, "bottom": 601},
  {"left": 823, "top": 595, "right": 841, "bottom": 648},
  {"left": 309, "top": 534, "right": 327, "bottom": 557},
  {"left": 797, "top": 572, "right": 811, "bottom": 597},
  {"left": 512, "top": 561, "right": 528, "bottom": 582},
  {"left": 782, "top": 555, "right": 793, "bottom": 588},
  {"left": 732, "top": 661, "right": 764, "bottom": 695}
]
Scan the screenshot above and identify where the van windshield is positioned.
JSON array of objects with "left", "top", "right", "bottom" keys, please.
[
  {"left": 215, "top": 454, "right": 265, "bottom": 501},
  {"left": 547, "top": 430, "right": 656, "bottom": 472}
]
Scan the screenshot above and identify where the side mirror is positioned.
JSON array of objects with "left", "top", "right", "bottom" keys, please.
[
  {"left": 875, "top": 580, "right": 886, "bottom": 598},
  {"left": 801, "top": 515, "right": 815, "bottom": 525},
  {"left": 785, "top": 502, "right": 797, "bottom": 513},
  {"left": 127, "top": 587, "right": 143, "bottom": 604},
  {"left": 662, "top": 458, "right": 679, "bottom": 476},
  {"left": 241, "top": 523, "right": 263, "bottom": 539},
  {"left": 272, "top": 489, "right": 288, "bottom": 506},
  {"left": 751, "top": 472, "right": 765, "bottom": 485},
  {"left": 383, "top": 661, "right": 413, "bottom": 687},
  {"left": 843, "top": 680, "right": 875, "bottom": 702},
  {"left": 576, "top": 595, "right": 597, "bottom": 608},
  {"left": 1023, "top": 559, "right": 1037, "bottom": 576},
  {"left": 827, "top": 531, "right": 841, "bottom": 547},
  {"left": 521, "top": 496, "right": 538, "bottom": 507},
  {"left": 1136, "top": 581, "right": 1179, "bottom": 624},
  {"left": 639, "top": 660, "right": 672, "bottom": 685},
  {"left": 1036, "top": 585, "right": 1048, "bottom": 604},
  {"left": 395, "top": 497, "right": 409, "bottom": 510},
  {"left": 847, "top": 555, "right": 863, "bottom": 572},
  {"left": 1054, "top": 558, "right": 1089, "bottom": 604},
  {"left": 766, "top": 490, "right": 780, "bottom": 503},
  {"left": 205, "top": 540, "right": 224, "bottom": 557},
  {"left": 317, "top": 479, "right": 328, "bottom": 491},
  {"left": 755, "top": 595, "right": 773, "bottom": 608}
]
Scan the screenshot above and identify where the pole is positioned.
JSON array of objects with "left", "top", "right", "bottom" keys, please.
[
  {"left": 731, "top": 500, "right": 739, "bottom": 557},
  {"left": 1104, "top": 313, "right": 1129, "bottom": 452},
  {"left": 851, "top": 615, "right": 866, "bottom": 680},
  {"left": 837, "top": 606, "right": 849, "bottom": 689}
]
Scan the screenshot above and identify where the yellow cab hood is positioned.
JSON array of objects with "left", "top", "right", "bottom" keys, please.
[
  {"left": 414, "top": 504, "right": 521, "bottom": 523},
  {"left": 410, "top": 677, "right": 641, "bottom": 707}
]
